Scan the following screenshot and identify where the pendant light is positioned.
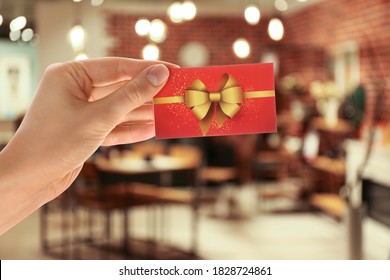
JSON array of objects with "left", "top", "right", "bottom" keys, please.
[
  {"left": 268, "top": 17, "right": 284, "bottom": 41},
  {"left": 68, "top": 1, "right": 88, "bottom": 59},
  {"left": 244, "top": 4, "right": 260, "bottom": 25}
]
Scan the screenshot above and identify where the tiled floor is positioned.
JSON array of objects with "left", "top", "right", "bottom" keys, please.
[{"left": 0, "top": 200, "right": 389, "bottom": 260}]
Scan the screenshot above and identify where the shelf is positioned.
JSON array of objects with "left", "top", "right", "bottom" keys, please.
[
  {"left": 311, "top": 117, "right": 354, "bottom": 135},
  {"left": 311, "top": 156, "right": 345, "bottom": 176},
  {"left": 309, "top": 193, "right": 346, "bottom": 221}
]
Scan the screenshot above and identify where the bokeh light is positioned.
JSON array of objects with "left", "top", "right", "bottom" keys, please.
[
  {"left": 135, "top": 19, "right": 150, "bottom": 36},
  {"left": 9, "top": 30, "right": 21, "bottom": 42},
  {"left": 149, "top": 19, "right": 167, "bottom": 43},
  {"left": 10, "top": 16, "right": 27, "bottom": 31},
  {"left": 168, "top": 2, "right": 184, "bottom": 23},
  {"left": 182, "top": 1, "right": 197, "bottom": 20},
  {"left": 75, "top": 53, "right": 89, "bottom": 60},
  {"left": 268, "top": 18, "right": 284, "bottom": 41},
  {"left": 21, "top": 28, "right": 34, "bottom": 42},
  {"left": 244, "top": 5, "right": 260, "bottom": 25},
  {"left": 142, "top": 44, "right": 160, "bottom": 60},
  {"left": 68, "top": 25, "right": 86, "bottom": 51},
  {"left": 275, "top": 0, "right": 288, "bottom": 12},
  {"left": 91, "top": 0, "right": 104, "bottom": 7},
  {"left": 233, "top": 38, "right": 251, "bottom": 59}
]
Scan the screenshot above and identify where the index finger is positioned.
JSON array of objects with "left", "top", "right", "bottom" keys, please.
[{"left": 75, "top": 57, "right": 178, "bottom": 87}]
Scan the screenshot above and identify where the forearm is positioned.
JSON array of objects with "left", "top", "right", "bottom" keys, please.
[{"left": 0, "top": 145, "right": 50, "bottom": 235}]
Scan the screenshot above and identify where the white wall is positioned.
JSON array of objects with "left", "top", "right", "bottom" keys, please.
[
  {"left": 35, "top": 0, "right": 186, "bottom": 76},
  {"left": 35, "top": 0, "right": 113, "bottom": 76},
  {"left": 0, "top": 40, "right": 38, "bottom": 120}
]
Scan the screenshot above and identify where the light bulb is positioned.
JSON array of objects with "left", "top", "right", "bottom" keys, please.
[
  {"left": 182, "top": 1, "right": 197, "bottom": 20},
  {"left": 142, "top": 44, "right": 160, "bottom": 60},
  {"left": 9, "top": 30, "right": 21, "bottom": 41},
  {"left": 244, "top": 5, "right": 260, "bottom": 25},
  {"left": 135, "top": 19, "right": 150, "bottom": 36},
  {"left": 10, "top": 16, "right": 27, "bottom": 31},
  {"left": 168, "top": 2, "right": 184, "bottom": 23},
  {"left": 275, "top": 0, "right": 288, "bottom": 12},
  {"left": 21, "top": 28, "right": 34, "bottom": 42},
  {"left": 0, "top": 15, "right": 3, "bottom": 26},
  {"left": 75, "top": 53, "right": 89, "bottom": 60},
  {"left": 68, "top": 25, "right": 86, "bottom": 51},
  {"left": 268, "top": 18, "right": 284, "bottom": 41},
  {"left": 91, "top": 0, "right": 104, "bottom": 7},
  {"left": 233, "top": 38, "right": 251, "bottom": 59},
  {"left": 149, "top": 19, "right": 167, "bottom": 43}
]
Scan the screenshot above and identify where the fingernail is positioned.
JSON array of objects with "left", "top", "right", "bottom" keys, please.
[{"left": 147, "top": 64, "right": 169, "bottom": 87}]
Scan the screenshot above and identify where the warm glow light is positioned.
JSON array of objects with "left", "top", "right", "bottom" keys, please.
[
  {"left": 91, "top": 0, "right": 104, "bottom": 7},
  {"left": 68, "top": 25, "right": 86, "bottom": 51},
  {"left": 142, "top": 44, "right": 160, "bottom": 60},
  {"left": 168, "top": 2, "right": 184, "bottom": 23},
  {"left": 135, "top": 19, "right": 150, "bottom": 36},
  {"left": 0, "top": 15, "right": 3, "bottom": 26},
  {"left": 10, "top": 16, "right": 27, "bottom": 31},
  {"left": 268, "top": 18, "right": 284, "bottom": 41},
  {"left": 21, "top": 28, "right": 34, "bottom": 42},
  {"left": 275, "top": 0, "right": 288, "bottom": 12},
  {"left": 149, "top": 19, "right": 167, "bottom": 43},
  {"left": 75, "top": 53, "right": 89, "bottom": 60},
  {"left": 244, "top": 5, "right": 260, "bottom": 25},
  {"left": 233, "top": 38, "right": 250, "bottom": 59},
  {"left": 297, "top": 0, "right": 307, "bottom": 2},
  {"left": 9, "top": 30, "right": 21, "bottom": 41},
  {"left": 182, "top": 1, "right": 197, "bottom": 20},
  {"left": 73, "top": 0, "right": 82, "bottom": 3}
]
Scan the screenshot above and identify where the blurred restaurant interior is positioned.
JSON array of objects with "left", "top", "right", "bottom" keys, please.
[{"left": 0, "top": 0, "right": 389, "bottom": 260}]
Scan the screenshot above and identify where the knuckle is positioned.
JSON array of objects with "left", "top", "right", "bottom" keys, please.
[
  {"left": 43, "top": 62, "right": 64, "bottom": 77},
  {"left": 126, "top": 79, "right": 145, "bottom": 105}
]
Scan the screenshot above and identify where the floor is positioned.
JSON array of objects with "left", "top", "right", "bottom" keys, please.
[{"left": 0, "top": 195, "right": 389, "bottom": 260}]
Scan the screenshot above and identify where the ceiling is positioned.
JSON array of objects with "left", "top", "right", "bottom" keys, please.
[
  {"left": 0, "top": 0, "right": 321, "bottom": 39},
  {"left": 0, "top": 0, "right": 321, "bottom": 22}
]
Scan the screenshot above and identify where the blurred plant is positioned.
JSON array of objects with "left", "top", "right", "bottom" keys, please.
[
  {"left": 310, "top": 80, "right": 341, "bottom": 126},
  {"left": 310, "top": 80, "right": 340, "bottom": 100},
  {"left": 279, "top": 73, "right": 305, "bottom": 95}
]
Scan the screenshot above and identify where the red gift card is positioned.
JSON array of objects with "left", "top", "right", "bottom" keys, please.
[{"left": 153, "top": 63, "right": 276, "bottom": 139}]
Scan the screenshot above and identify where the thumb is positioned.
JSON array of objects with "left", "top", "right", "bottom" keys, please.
[{"left": 95, "top": 64, "right": 170, "bottom": 121}]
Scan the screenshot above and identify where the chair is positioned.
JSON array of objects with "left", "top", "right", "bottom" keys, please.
[
  {"left": 199, "top": 137, "right": 239, "bottom": 187},
  {"left": 40, "top": 161, "right": 126, "bottom": 259},
  {"left": 73, "top": 161, "right": 158, "bottom": 259},
  {"left": 40, "top": 188, "right": 77, "bottom": 259},
  {"left": 125, "top": 142, "right": 202, "bottom": 258}
]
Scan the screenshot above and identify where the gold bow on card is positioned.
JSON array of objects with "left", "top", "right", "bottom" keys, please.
[{"left": 184, "top": 74, "right": 243, "bottom": 135}]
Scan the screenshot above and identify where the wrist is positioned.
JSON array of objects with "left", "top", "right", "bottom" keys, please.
[{"left": 0, "top": 144, "right": 53, "bottom": 232}]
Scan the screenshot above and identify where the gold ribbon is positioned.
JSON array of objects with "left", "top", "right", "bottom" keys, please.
[
  {"left": 184, "top": 74, "right": 243, "bottom": 135},
  {"left": 154, "top": 74, "right": 275, "bottom": 135}
]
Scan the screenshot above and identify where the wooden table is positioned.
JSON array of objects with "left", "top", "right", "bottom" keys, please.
[{"left": 93, "top": 144, "right": 203, "bottom": 258}]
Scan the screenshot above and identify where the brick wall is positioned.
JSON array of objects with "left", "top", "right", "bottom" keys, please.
[
  {"left": 282, "top": 0, "right": 390, "bottom": 123},
  {"left": 106, "top": 13, "right": 275, "bottom": 66},
  {"left": 106, "top": 0, "right": 390, "bottom": 123}
]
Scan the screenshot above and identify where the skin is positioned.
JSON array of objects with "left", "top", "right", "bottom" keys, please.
[{"left": 0, "top": 57, "right": 175, "bottom": 235}]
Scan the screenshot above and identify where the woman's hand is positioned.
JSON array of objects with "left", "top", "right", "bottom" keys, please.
[{"left": 0, "top": 57, "right": 173, "bottom": 234}]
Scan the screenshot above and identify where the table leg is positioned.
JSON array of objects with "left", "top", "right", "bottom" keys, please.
[{"left": 191, "top": 168, "right": 201, "bottom": 258}]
